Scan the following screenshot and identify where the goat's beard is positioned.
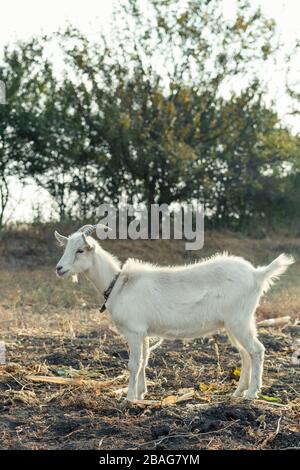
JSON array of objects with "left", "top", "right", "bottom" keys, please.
[{"left": 72, "top": 274, "right": 78, "bottom": 283}]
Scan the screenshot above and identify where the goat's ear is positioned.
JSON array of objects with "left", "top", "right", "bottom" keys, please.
[
  {"left": 82, "top": 233, "right": 94, "bottom": 251},
  {"left": 54, "top": 231, "right": 68, "bottom": 247}
]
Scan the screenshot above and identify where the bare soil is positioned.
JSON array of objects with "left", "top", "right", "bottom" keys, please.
[{"left": 1, "top": 315, "right": 300, "bottom": 450}]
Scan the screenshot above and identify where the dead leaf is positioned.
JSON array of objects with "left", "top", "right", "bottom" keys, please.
[
  {"left": 176, "top": 390, "right": 195, "bottom": 402},
  {"left": 199, "top": 382, "right": 210, "bottom": 392},
  {"left": 161, "top": 395, "right": 177, "bottom": 406},
  {"left": 128, "top": 391, "right": 195, "bottom": 408},
  {"left": 199, "top": 382, "right": 218, "bottom": 392},
  {"left": 229, "top": 367, "right": 241, "bottom": 380}
]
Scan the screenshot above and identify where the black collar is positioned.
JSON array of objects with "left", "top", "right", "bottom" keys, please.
[{"left": 99, "top": 273, "right": 120, "bottom": 313}]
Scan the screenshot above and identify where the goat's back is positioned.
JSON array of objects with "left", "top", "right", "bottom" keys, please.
[{"left": 108, "top": 253, "right": 260, "bottom": 338}]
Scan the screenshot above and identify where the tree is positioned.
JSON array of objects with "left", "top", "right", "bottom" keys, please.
[
  {"left": 0, "top": 39, "right": 50, "bottom": 226},
  {"left": 1, "top": 0, "right": 298, "bottom": 229},
  {"left": 63, "top": 0, "right": 277, "bottom": 210}
]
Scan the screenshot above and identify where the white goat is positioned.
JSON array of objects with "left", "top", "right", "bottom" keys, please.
[{"left": 55, "top": 225, "right": 294, "bottom": 401}]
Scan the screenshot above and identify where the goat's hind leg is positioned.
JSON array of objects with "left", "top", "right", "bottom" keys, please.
[
  {"left": 244, "top": 336, "right": 265, "bottom": 399},
  {"left": 137, "top": 337, "right": 150, "bottom": 400},
  {"left": 227, "top": 331, "right": 251, "bottom": 397},
  {"left": 227, "top": 323, "right": 265, "bottom": 400}
]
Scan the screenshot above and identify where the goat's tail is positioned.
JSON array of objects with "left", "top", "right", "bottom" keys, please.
[{"left": 256, "top": 253, "right": 295, "bottom": 293}]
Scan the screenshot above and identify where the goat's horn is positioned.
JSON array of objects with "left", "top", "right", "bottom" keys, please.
[{"left": 77, "top": 224, "right": 97, "bottom": 236}]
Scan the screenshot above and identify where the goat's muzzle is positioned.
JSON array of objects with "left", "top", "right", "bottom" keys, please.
[{"left": 56, "top": 266, "right": 69, "bottom": 277}]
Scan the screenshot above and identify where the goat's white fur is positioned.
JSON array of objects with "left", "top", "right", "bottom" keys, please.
[{"left": 55, "top": 228, "right": 294, "bottom": 401}]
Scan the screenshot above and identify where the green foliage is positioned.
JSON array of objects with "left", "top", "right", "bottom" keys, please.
[
  {"left": 0, "top": 0, "right": 299, "bottom": 228},
  {"left": 0, "top": 38, "right": 51, "bottom": 225}
]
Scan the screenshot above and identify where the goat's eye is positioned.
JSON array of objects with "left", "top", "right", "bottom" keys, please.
[{"left": 76, "top": 249, "right": 84, "bottom": 254}]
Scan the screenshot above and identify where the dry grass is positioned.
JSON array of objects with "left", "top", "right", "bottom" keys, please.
[{"left": 0, "top": 226, "right": 299, "bottom": 449}]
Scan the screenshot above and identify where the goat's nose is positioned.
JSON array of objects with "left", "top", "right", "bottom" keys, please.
[{"left": 56, "top": 265, "right": 63, "bottom": 272}]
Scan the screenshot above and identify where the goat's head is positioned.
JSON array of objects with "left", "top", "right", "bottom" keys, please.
[{"left": 54, "top": 225, "right": 102, "bottom": 279}]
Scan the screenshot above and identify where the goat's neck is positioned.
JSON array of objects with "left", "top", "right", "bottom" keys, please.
[{"left": 87, "top": 246, "right": 120, "bottom": 294}]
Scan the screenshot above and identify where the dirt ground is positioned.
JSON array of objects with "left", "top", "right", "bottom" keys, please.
[{"left": 0, "top": 226, "right": 299, "bottom": 450}]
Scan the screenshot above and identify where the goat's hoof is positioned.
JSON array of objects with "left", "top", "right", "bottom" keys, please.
[
  {"left": 137, "top": 391, "right": 147, "bottom": 400},
  {"left": 244, "top": 391, "right": 259, "bottom": 400},
  {"left": 232, "top": 389, "right": 246, "bottom": 398},
  {"left": 120, "top": 397, "right": 137, "bottom": 409},
  {"left": 125, "top": 397, "right": 136, "bottom": 402}
]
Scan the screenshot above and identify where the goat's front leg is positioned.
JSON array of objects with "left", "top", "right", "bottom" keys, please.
[{"left": 126, "top": 333, "right": 144, "bottom": 401}]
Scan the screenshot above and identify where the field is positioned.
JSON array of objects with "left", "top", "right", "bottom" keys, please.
[{"left": 0, "top": 226, "right": 300, "bottom": 450}]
